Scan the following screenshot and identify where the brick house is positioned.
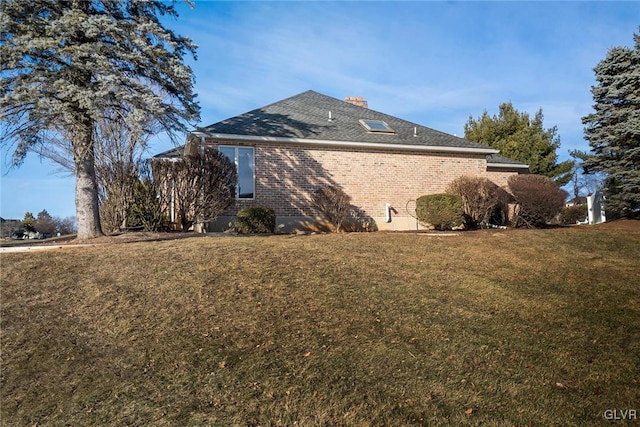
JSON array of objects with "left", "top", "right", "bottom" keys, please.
[{"left": 154, "top": 90, "right": 528, "bottom": 231}]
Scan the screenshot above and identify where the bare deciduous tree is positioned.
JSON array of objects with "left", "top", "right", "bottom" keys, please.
[
  {"left": 30, "top": 109, "right": 158, "bottom": 233},
  {"left": 311, "top": 186, "right": 352, "bottom": 232}
]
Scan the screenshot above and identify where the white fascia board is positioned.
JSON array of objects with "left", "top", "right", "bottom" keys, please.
[
  {"left": 153, "top": 155, "right": 183, "bottom": 162},
  {"left": 487, "top": 162, "right": 530, "bottom": 169},
  {"left": 190, "top": 132, "right": 499, "bottom": 155}
]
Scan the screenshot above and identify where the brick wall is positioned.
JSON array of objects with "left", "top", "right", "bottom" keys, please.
[
  {"left": 344, "top": 96, "right": 369, "bottom": 108},
  {"left": 199, "top": 139, "right": 520, "bottom": 231}
]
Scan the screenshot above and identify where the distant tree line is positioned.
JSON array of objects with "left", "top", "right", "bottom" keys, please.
[{"left": 0, "top": 210, "right": 76, "bottom": 238}]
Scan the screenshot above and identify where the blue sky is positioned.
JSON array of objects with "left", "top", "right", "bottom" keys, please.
[{"left": 1, "top": 1, "right": 639, "bottom": 220}]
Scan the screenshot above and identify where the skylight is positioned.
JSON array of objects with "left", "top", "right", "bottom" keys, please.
[{"left": 359, "top": 119, "right": 395, "bottom": 133}]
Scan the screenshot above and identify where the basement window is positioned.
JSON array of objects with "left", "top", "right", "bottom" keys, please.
[{"left": 359, "top": 119, "right": 395, "bottom": 133}]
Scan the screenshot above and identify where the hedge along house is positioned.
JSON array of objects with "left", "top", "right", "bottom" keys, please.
[{"left": 154, "top": 90, "right": 529, "bottom": 232}]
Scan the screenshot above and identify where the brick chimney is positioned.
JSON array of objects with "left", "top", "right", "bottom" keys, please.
[
  {"left": 344, "top": 96, "right": 368, "bottom": 108},
  {"left": 184, "top": 136, "right": 200, "bottom": 157}
]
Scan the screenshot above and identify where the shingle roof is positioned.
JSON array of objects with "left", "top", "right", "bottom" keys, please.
[
  {"left": 486, "top": 153, "right": 529, "bottom": 169},
  {"left": 193, "top": 90, "right": 497, "bottom": 152},
  {"left": 156, "top": 90, "right": 526, "bottom": 168}
]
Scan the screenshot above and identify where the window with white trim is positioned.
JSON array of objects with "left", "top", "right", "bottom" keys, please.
[{"left": 219, "top": 146, "right": 255, "bottom": 199}]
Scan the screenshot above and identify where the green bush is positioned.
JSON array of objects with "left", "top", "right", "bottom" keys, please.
[
  {"left": 560, "top": 204, "right": 588, "bottom": 224},
  {"left": 232, "top": 207, "right": 276, "bottom": 234},
  {"left": 416, "top": 194, "right": 465, "bottom": 231}
]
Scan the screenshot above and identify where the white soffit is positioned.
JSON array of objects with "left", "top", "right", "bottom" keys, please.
[
  {"left": 486, "top": 162, "right": 530, "bottom": 169},
  {"left": 191, "top": 132, "right": 499, "bottom": 155}
]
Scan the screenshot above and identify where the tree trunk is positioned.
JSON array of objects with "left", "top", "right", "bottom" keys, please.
[{"left": 74, "top": 124, "right": 104, "bottom": 239}]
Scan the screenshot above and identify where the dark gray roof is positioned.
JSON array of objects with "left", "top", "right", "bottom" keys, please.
[
  {"left": 194, "top": 90, "right": 496, "bottom": 151},
  {"left": 154, "top": 145, "right": 184, "bottom": 159},
  {"left": 486, "top": 153, "right": 529, "bottom": 168},
  {"left": 156, "top": 91, "right": 533, "bottom": 167}
]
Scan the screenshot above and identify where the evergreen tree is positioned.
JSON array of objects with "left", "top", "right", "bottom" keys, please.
[
  {"left": 36, "top": 209, "right": 56, "bottom": 234},
  {"left": 465, "top": 103, "right": 574, "bottom": 186},
  {"left": 22, "top": 212, "right": 36, "bottom": 233},
  {"left": 0, "top": 0, "right": 200, "bottom": 239},
  {"left": 581, "top": 31, "right": 640, "bottom": 217}
]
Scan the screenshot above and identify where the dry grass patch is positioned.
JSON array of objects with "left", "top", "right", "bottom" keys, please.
[{"left": 2, "top": 224, "right": 639, "bottom": 426}]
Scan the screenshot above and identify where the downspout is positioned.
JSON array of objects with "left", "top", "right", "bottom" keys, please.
[
  {"left": 170, "top": 179, "right": 175, "bottom": 224},
  {"left": 201, "top": 135, "right": 207, "bottom": 233}
]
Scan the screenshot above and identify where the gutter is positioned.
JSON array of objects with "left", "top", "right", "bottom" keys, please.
[
  {"left": 190, "top": 131, "right": 499, "bottom": 155},
  {"left": 486, "top": 162, "right": 530, "bottom": 169}
]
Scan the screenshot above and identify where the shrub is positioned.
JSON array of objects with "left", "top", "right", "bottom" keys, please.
[
  {"left": 99, "top": 194, "right": 124, "bottom": 234},
  {"left": 152, "top": 146, "right": 237, "bottom": 232},
  {"left": 128, "top": 178, "right": 168, "bottom": 232},
  {"left": 232, "top": 207, "right": 276, "bottom": 234},
  {"left": 559, "top": 204, "right": 588, "bottom": 225},
  {"left": 447, "top": 176, "right": 504, "bottom": 228},
  {"left": 508, "top": 174, "right": 568, "bottom": 227},
  {"left": 416, "top": 194, "right": 465, "bottom": 231},
  {"left": 347, "top": 209, "right": 378, "bottom": 232},
  {"left": 311, "top": 186, "right": 351, "bottom": 232}
]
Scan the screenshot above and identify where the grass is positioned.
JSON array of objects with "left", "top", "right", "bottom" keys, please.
[{"left": 1, "top": 224, "right": 639, "bottom": 426}]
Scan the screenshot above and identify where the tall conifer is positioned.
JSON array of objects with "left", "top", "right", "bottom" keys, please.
[
  {"left": 1, "top": 0, "right": 200, "bottom": 238},
  {"left": 465, "top": 103, "right": 574, "bottom": 186},
  {"left": 582, "top": 31, "right": 640, "bottom": 217}
]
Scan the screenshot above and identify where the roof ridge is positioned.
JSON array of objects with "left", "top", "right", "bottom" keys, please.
[{"left": 297, "top": 91, "right": 480, "bottom": 145}]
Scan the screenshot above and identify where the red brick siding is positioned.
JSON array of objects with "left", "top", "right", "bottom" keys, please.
[
  {"left": 203, "top": 139, "right": 518, "bottom": 221},
  {"left": 486, "top": 168, "right": 519, "bottom": 190}
]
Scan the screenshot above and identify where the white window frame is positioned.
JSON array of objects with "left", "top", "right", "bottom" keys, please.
[{"left": 219, "top": 145, "right": 255, "bottom": 200}]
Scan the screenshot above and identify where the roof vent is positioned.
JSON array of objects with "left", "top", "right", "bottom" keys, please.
[{"left": 345, "top": 96, "right": 368, "bottom": 108}]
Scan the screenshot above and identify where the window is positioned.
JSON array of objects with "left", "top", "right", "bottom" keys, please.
[
  {"left": 359, "top": 119, "right": 395, "bottom": 133},
  {"left": 219, "top": 146, "right": 255, "bottom": 199}
]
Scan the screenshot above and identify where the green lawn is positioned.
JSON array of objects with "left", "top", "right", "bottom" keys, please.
[{"left": 1, "top": 224, "right": 639, "bottom": 426}]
